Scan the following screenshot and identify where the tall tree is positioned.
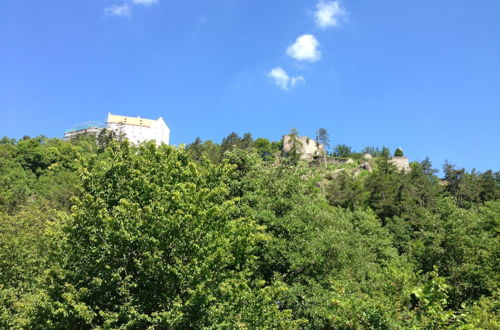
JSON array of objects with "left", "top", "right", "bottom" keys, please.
[
  {"left": 221, "top": 132, "right": 241, "bottom": 154},
  {"left": 240, "top": 132, "right": 254, "bottom": 149},
  {"left": 316, "top": 128, "right": 330, "bottom": 167},
  {"left": 186, "top": 137, "right": 204, "bottom": 161}
]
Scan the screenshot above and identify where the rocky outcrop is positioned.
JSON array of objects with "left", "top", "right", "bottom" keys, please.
[
  {"left": 362, "top": 153, "right": 373, "bottom": 161},
  {"left": 361, "top": 161, "right": 372, "bottom": 172}
]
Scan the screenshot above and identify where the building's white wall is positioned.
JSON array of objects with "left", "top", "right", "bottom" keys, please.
[
  {"left": 107, "top": 117, "right": 170, "bottom": 145},
  {"left": 107, "top": 123, "right": 148, "bottom": 145},
  {"left": 149, "top": 118, "right": 170, "bottom": 145}
]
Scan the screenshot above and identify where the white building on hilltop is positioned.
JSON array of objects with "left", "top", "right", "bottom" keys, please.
[
  {"left": 106, "top": 113, "right": 170, "bottom": 145},
  {"left": 64, "top": 114, "right": 170, "bottom": 145}
]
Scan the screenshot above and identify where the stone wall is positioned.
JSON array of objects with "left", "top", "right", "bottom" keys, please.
[
  {"left": 390, "top": 156, "right": 411, "bottom": 172},
  {"left": 282, "top": 135, "right": 325, "bottom": 160}
]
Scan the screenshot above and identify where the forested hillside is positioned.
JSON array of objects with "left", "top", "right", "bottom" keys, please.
[{"left": 0, "top": 133, "right": 498, "bottom": 329}]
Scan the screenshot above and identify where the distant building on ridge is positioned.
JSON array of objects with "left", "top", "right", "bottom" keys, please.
[
  {"left": 63, "top": 121, "right": 106, "bottom": 140},
  {"left": 64, "top": 113, "right": 170, "bottom": 145},
  {"left": 282, "top": 134, "right": 325, "bottom": 160},
  {"left": 106, "top": 113, "right": 170, "bottom": 145}
]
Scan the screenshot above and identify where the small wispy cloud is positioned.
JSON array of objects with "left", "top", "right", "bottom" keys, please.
[
  {"left": 105, "top": 4, "right": 132, "bottom": 17},
  {"left": 268, "top": 67, "right": 305, "bottom": 91},
  {"left": 290, "top": 76, "right": 305, "bottom": 88},
  {"left": 286, "top": 34, "right": 321, "bottom": 62},
  {"left": 131, "top": 0, "right": 159, "bottom": 6},
  {"left": 105, "top": 0, "right": 159, "bottom": 18},
  {"left": 314, "top": 0, "right": 346, "bottom": 28}
]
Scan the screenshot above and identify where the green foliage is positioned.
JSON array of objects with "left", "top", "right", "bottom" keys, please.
[
  {"left": 394, "top": 147, "right": 404, "bottom": 157},
  {"left": 362, "top": 158, "right": 441, "bottom": 222},
  {"left": 254, "top": 138, "right": 275, "bottom": 160},
  {"left": 0, "top": 153, "right": 35, "bottom": 213},
  {"left": 0, "top": 201, "right": 58, "bottom": 329},
  {"left": 411, "top": 268, "right": 455, "bottom": 327},
  {"left": 458, "top": 292, "right": 500, "bottom": 329},
  {"left": 241, "top": 132, "right": 254, "bottom": 149},
  {"left": 364, "top": 157, "right": 403, "bottom": 220},
  {"left": 326, "top": 171, "right": 367, "bottom": 209},
  {"left": 443, "top": 162, "right": 500, "bottom": 208},
  {"left": 361, "top": 146, "right": 380, "bottom": 156},
  {"left": 0, "top": 202, "right": 53, "bottom": 289},
  {"left": 332, "top": 144, "right": 352, "bottom": 158},
  {"left": 186, "top": 132, "right": 265, "bottom": 164},
  {"left": 97, "top": 128, "right": 125, "bottom": 151},
  {"left": 0, "top": 134, "right": 498, "bottom": 327},
  {"left": 229, "top": 151, "right": 417, "bottom": 328},
  {"left": 29, "top": 142, "right": 297, "bottom": 328},
  {"left": 185, "top": 137, "right": 204, "bottom": 161},
  {"left": 221, "top": 131, "right": 242, "bottom": 153},
  {"left": 382, "top": 146, "right": 391, "bottom": 157}
]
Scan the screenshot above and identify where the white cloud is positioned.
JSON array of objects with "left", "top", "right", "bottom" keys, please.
[
  {"left": 286, "top": 34, "right": 321, "bottom": 62},
  {"left": 315, "top": 1, "right": 346, "bottom": 28},
  {"left": 132, "top": 0, "right": 159, "bottom": 6},
  {"left": 105, "top": 4, "right": 132, "bottom": 17},
  {"left": 291, "top": 76, "right": 305, "bottom": 88},
  {"left": 268, "top": 67, "right": 305, "bottom": 91},
  {"left": 268, "top": 67, "right": 289, "bottom": 90}
]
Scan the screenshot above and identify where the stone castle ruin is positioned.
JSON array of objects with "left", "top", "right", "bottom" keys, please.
[
  {"left": 282, "top": 135, "right": 325, "bottom": 160},
  {"left": 281, "top": 134, "right": 411, "bottom": 172},
  {"left": 390, "top": 156, "right": 411, "bottom": 172}
]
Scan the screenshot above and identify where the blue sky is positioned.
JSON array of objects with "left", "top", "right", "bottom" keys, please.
[{"left": 1, "top": 0, "right": 499, "bottom": 171}]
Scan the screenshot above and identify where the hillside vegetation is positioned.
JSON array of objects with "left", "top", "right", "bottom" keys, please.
[{"left": 0, "top": 133, "right": 499, "bottom": 329}]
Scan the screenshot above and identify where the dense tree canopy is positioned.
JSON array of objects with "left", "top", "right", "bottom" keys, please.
[{"left": 0, "top": 133, "right": 498, "bottom": 328}]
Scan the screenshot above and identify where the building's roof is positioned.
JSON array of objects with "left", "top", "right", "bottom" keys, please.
[
  {"left": 64, "top": 121, "right": 105, "bottom": 134},
  {"left": 107, "top": 113, "right": 155, "bottom": 127}
]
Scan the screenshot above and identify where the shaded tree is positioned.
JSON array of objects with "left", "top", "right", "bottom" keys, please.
[
  {"left": 185, "top": 137, "right": 204, "bottom": 161},
  {"left": 326, "top": 171, "right": 366, "bottom": 209},
  {"left": 254, "top": 137, "right": 274, "bottom": 160},
  {"left": 221, "top": 132, "right": 241, "bottom": 154},
  {"left": 97, "top": 128, "right": 125, "bottom": 151},
  {"left": 443, "top": 162, "right": 483, "bottom": 208},
  {"left": 332, "top": 144, "right": 352, "bottom": 158},
  {"left": 240, "top": 132, "right": 254, "bottom": 149}
]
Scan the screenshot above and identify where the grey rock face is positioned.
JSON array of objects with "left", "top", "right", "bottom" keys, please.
[{"left": 361, "top": 162, "right": 372, "bottom": 172}]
